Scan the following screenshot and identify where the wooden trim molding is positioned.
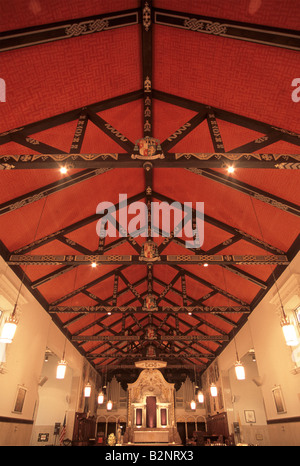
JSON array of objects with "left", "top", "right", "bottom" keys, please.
[
  {"left": 0, "top": 416, "right": 33, "bottom": 425},
  {"left": 267, "top": 416, "right": 300, "bottom": 425}
]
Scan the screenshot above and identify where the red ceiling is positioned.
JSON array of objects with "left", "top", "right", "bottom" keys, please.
[{"left": 0, "top": 1, "right": 299, "bottom": 371}]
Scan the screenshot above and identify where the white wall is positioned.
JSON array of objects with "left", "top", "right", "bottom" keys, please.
[
  {"left": 0, "top": 257, "right": 97, "bottom": 446},
  {"left": 202, "top": 252, "right": 300, "bottom": 446}
]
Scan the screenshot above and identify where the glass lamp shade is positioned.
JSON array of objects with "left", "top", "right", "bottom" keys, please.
[
  {"left": 0, "top": 316, "right": 18, "bottom": 343},
  {"left": 190, "top": 400, "right": 196, "bottom": 410},
  {"left": 84, "top": 383, "right": 91, "bottom": 397},
  {"left": 106, "top": 400, "right": 113, "bottom": 411},
  {"left": 210, "top": 384, "right": 218, "bottom": 397},
  {"left": 56, "top": 360, "right": 67, "bottom": 379},
  {"left": 235, "top": 361, "right": 246, "bottom": 380},
  {"left": 98, "top": 392, "right": 104, "bottom": 404},
  {"left": 281, "top": 318, "right": 299, "bottom": 346},
  {"left": 197, "top": 391, "right": 204, "bottom": 403}
]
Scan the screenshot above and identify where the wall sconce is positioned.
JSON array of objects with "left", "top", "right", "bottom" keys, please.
[{"left": 190, "top": 400, "right": 196, "bottom": 410}]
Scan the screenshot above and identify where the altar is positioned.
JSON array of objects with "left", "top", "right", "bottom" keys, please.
[
  {"left": 133, "top": 428, "right": 169, "bottom": 444},
  {"left": 125, "top": 360, "right": 181, "bottom": 445}
]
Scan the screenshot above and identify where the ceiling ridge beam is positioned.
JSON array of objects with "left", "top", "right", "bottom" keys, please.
[{"left": 142, "top": 0, "right": 153, "bottom": 137}]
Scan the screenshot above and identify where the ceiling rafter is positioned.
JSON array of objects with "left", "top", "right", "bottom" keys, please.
[
  {"left": 154, "top": 7, "right": 300, "bottom": 51},
  {"left": 186, "top": 168, "right": 300, "bottom": 218},
  {"left": 153, "top": 191, "right": 286, "bottom": 254},
  {"left": 153, "top": 89, "right": 300, "bottom": 147},
  {"left": 0, "top": 8, "right": 140, "bottom": 52},
  {"left": 12, "top": 191, "right": 144, "bottom": 255},
  {"left": 158, "top": 233, "right": 268, "bottom": 289},
  {"left": 0, "top": 168, "right": 112, "bottom": 217},
  {"left": 150, "top": 315, "right": 216, "bottom": 358}
]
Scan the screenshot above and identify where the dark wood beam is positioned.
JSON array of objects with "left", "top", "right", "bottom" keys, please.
[
  {"left": 0, "top": 168, "right": 112, "bottom": 217},
  {"left": 0, "top": 90, "right": 143, "bottom": 145},
  {"left": 70, "top": 110, "right": 88, "bottom": 153},
  {"left": 8, "top": 253, "right": 289, "bottom": 265},
  {"left": 87, "top": 110, "right": 135, "bottom": 152},
  {"left": 1, "top": 151, "right": 299, "bottom": 169},
  {"left": 161, "top": 110, "right": 207, "bottom": 152},
  {"left": 154, "top": 8, "right": 300, "bottom": 51},
  {"left": 153, "top": 191, "right": 286, "bottom": 254},
  {"left": 12, "top": 191, "right": 144, "bottom": 254},
  {"left": 49, "top": 265, "right": 127, "bottom": 306},
  {"left": 153, "top": 90, "right": 300, "bottom": 148},
  {"left": 11, "top": 133, "right": 67, "bottom": 154},
  {"left": 142, "top": 0, "right": 153, "bottom": 136},
  {"left": 0, "top": 8, "right": 139, "bottom": 52},
  {"left": 49, "top": 304, "right": 250, "bottom": 314},
  {"left": 72, "top": 334, "right": 229, "bottom": 342},
  {"left": 186, "top": 168, "right": 300, "bottom": 218}
]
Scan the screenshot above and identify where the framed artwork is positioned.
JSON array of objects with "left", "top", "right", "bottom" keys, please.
[
  {"left": 12, "top": 385, "right": 27, "bottom": 414},
  {"left": 272, "top": 385, "right": 286, "bottom": 414},
  {"left": 244, "top": 410, "right": 256, "bottom": 423}
]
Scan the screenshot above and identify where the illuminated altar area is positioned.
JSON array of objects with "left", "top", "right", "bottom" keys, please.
[{"left": 125, "top": 361, "right": 180, "bottom": 444}]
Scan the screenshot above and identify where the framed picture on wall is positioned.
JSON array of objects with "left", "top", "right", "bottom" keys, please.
[
  {"left": 272, "top": 385, "right": 286, "bottom": 414},
  {"left": 244, "top": 410, "right": 256, "bottom": 423},
  {"left": 12, "top": 385, "right": 27, "bottom": 414}
]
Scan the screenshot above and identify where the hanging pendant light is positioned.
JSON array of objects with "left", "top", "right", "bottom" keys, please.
[
  {"left": 281, "top": 315, "right": 299, "bottom": 346},
  {"left": 84, "top": 382, "right": 91, "bottom": 397},
  {"left": 106, "top": 379, "right": 112, "bottom": 410},
  {"left": 235, "top": 361, "right": 246, "bottom": 380},
  {"left": 190, "top": 400, "right": 196, "bottom": 410},
  {"left": 233, "top": 333, "right": 246, "bottom": 380},
  {"left": 106, "top": 400, "right": 113, "bottom": 411},
  {"left": 0, "top": 305, "right": 18, "bottom": 343},
  {"left": 98, "top": 391, "right": 104, "bottom": 404},
  {"left": 56, "top": 339, "right": 67, "bottom": 379},
  {"left": 197, "top": 390, "right": 204, "bottom": 403},
  {"left": 56, "top": 359, "right": 67, "bottom": 379},
  {"left": 210, "top": 383, "right": 217, "bottom": 397}
]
